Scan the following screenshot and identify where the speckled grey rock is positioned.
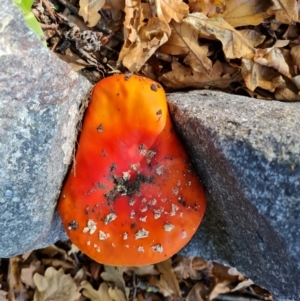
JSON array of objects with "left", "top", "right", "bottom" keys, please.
[
  {"left": 0, "top": 0, "right": 91, "bottom": 256},
  {"left": 168, "top": 90, "right": 300, "bottom": 301}
]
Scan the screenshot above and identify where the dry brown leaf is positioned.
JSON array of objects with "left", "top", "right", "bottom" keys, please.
[
  {"left": 21, "top": 260, "right": 43, "bottom": 288},
  {"left": 123, "top": 265, "right": 159, "bottom": 276},
  {"left": 39, "top": 245, "right": 68, "bottom": 259},
  {"left": 189, "top": 0, "right": 226, "bottom": 17},
  {"left": 186, "top": 282, "right": 207, "bottom": 301},
  {"left": 215, "top": 0, "right": 272, "bottom": 27},
  {"left": 120, "top": 17, "right": 171, "bottom": 72},
  {"left": 275, "top": 88, "right": 300, "bottom": 100},
  {"left": 137, "top": 292, "right": 163, "bottom": 301},
  {"left": 191, "top": 257, "right": 210, "bottom": 271},
  {"left": 55, "top": 52, "right": 92, "bottom": 72},
  {"left": 0, "top": 291, "right": 8, "bottom": 301},
  {"left": 241, "top": 58, "right": 285, "bottom": 92},
  {"left": 106, "top": 0, "right": 125, "bottom": 20},
  {"left": 8, "top": 257, "right": 26, "bottom": 301},
  {"left": 122, "top": 0, "right": 143, "bottom": 46},
  {"left": 275, "top": 80, "right": 300, "bottom": 100},
  {"left": 148, "top": 275, "right": 174, "bottom": 297},
  {"left": 231, "top": 279, "right": 254, "bottom": 291},
  {"left": 119, "top": 0, "right": 171, "bottom": 72},
  {"left": 159, "top": 21, "right": 197, "bottom": 55},
  {"left": 101, "top": 266, "right": 129, "bottom": 299},
  {"left": 21, "top": 251, "right": 33, "bottom": 261},
  {"left": 108, "top": 287, "right": 127, "bottom": 301},
  {"left": 254, "top": 40, "right": 291, "bottom": 77},
  {"left": 291, "top": 45, "right": 300, "bottom": 70},
  {"left": 291, "top": 75, "right": 300, "bottom": 89},
  {"left": 208, "top": 262, "right": 247, "bottom": 300},
  {"left": 39, "top": 245, "right": 75, "bottom": 264},
  {"left": 41, "top": 258, "right": 76, "bottom": 270},
  {"left": 33, "top": 267, "right": 80, "bottom": 301},
  {"left": 238, "top": 29, "right": 266, "bottom": 47},
  {"left": 236, "top": 86, "right": 274, "bottom": 99},
  {"left": 81, "top": 281, "right": 113, "bottom": 301},
  {"left": 160, "top": 20, "right": 212, "bottom": 74},
  {"left": 227, "top": 267, "right": 244, "bottom": 280},
  {"left": 280, "top": 48, "right": 297, "bottom": 77},
  {"left": 184, "top": 13, "right": 255, "bottom": 60},
  {"left": 156, "top": 0, "right": 189, "bottom": 23},
  {"left": 161, "top": 61, "right": 240, "bottom": 89},
  {"left": 90, "top": 262, "right": 102, "bottom": 281},
  {"left": 67, "top": 244, "right": 80, "bottom": 256},
  {"left": 119, "top": 0, "right": 188, "bottom": 71},
  {"left": 267, "top": 0, "right": 298, "bottom": 24},
  {"left": 79, "top": 0, "right": 106, "bottom": 27},
  {"left": 155, "top": 259, "right": 181, "bottom": 297},
  {"left": 209, "top": 282, "right": 231, "bottom": 300},
  {"left": 173, "top": 256, "right": 207, "bottom": 280},
  {"left": 71, "top": 268, "right": 86, "bottom": 288}
]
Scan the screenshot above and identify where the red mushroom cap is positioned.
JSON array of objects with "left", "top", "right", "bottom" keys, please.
[{"left": 58, "top": 74, "right": 206, "bottom": 266}]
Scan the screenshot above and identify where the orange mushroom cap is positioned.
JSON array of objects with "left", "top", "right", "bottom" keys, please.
[{"left": 58, "top": 74, "right": 206, "bottom": 266}]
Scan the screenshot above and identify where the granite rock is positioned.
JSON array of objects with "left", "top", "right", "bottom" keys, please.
[
  {"left": 0, "top": 0, "right": 91, "bottom": 256},
  {"left": 168, "top": 90, "right": 300, "bottom": 301}
]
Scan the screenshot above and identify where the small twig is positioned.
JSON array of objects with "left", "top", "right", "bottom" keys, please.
[
  {"left": 102, "top": 44, "right": 119, "bottom": 55},
  {"left": 39, "top": 23, "right": 59, "bottom": 30},
  {"left": 42, "top": 0, "right": 56, "bottom": 21},
  {"left": 155, "top": 50, "right": 178, "bottom": 63},
  {"left": 131, "top": 271, "right": 137, "bottom": 301},
  {"left": 94, "top": 23, "right": 124, "bottom": 43},
  {"left": 71, "top": 251, "right": 80, "bottom": 265},
  {"left": 107, "top": 64, "right": 121, "bottom": 73},
  {"left": 56, "top": 0, "right": 79, "bottom": 15},
  {"left": 51, "top": 38, "right": 60, "bottom": 52}
]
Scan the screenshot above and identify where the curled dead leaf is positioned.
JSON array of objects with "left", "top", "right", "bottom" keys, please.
[
  {"left": 108, "top": 287, "right": 127, "bottom": 301},
  {"left": 8, "top": 256, "right": 27, "bottom": 301},
  {"left": 188, "top": 0, "right": 226, "bottom": 17},
  {"left": 0, "top": 291, "right": 8, "bottom": 301},
  {"left": 79, "top": 0, "right": 105, "bottom": 27},
  {"left": 215, "top": 0, "right": 272, "bottom": 27},
  {"left": 20, "top": 260, "right": 43, "bottom": 288},
  {"left": 267, "top": 0, "right": 298, "bottom": 24},
  {"left": 184, "top": 13, "right": 255, "bottom": 60},
  {"left": 33, "top": 267, "right": 80, "bottom": 301},
  {"left": 101, "top": 266, "right": 129, "bottom": 299},
  {"left": 160, "top": 20, "right": 212, "bottom": 74},
  {"left": 291, "top": 45, "right": 300, "bottom": 70},
  {"left": 155, "top": 259, "right": 181, "bottom": 297},
  {"left": 173, "top": 256, "right": 205, "bottom": 280},
  {"left": 291, "top": 75, "right": 300, "bottom": 90},
  {"left": 81, "top": 281, "right": 113, "bottom": 301},
  {"left": 120, "top": 17, "right": 171, "bottom": 71},
  {"left": 238, "top": 29, "right": 266, "bottom": 48},
  {"left": 241, "top": 58, "right": 285, "bottom": 92},
  {"left": 254, "top": 40, "right": 291, "bottom": 77},
  {"left": 106, "top": 0, "right": 125, "bottom": 21},
  {"left": 123, "top": 265, "right": 159, "bottom": 276},
  {"left": 161, "top": 61, "right": 240, "bottom": 90},
  {"left": 275, "top": 80, "right": 300, "bottom": 101},
  {"left": 41, "top": 259, "right": 76, "bottom": 270},
  {"left": 156, "top": 0, "right": 189, "bottom": 23},
  {"left": 186, "top": 282, "right": 208, "bottom": 301},
  {"left": 231, "top": 279, "right": 254, "bottom": 292}
]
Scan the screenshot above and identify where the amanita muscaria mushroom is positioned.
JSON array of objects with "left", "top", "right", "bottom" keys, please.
[{"left": 58, "top": 74, "right": 206, "bottom": 266}]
